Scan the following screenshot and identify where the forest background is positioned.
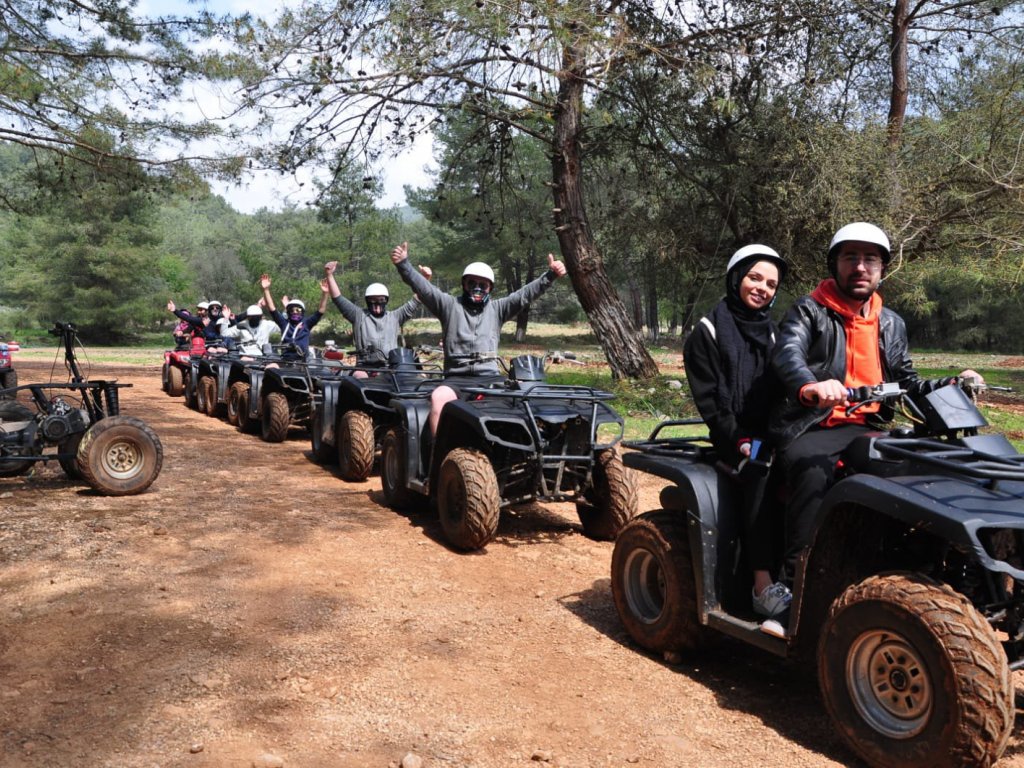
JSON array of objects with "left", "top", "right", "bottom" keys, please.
[{"left": 1, "top": 0, "right": 1023, "bottom": 376}]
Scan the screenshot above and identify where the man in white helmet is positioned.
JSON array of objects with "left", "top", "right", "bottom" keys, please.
[
  {"left": 222, "top": 301, "right": 279, "bottom": 356},
  {"left": 259, "top": 273, "right": 330, "bottom": 362},
  {"left": 390, "top": 241, "right": 567, "bottom": 435},
  {"left": 323, "top": 261, "right": 432, "bottom": 373},
  {"left": 770, "top": 222, "right": 981, "bottom": 587}
]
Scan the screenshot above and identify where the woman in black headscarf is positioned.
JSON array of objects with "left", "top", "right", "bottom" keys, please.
[{"left": 683, "top": 244, "right": 789, "bottom": 619}]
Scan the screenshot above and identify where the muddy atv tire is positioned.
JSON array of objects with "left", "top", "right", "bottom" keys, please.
[
  {"left": 226, "top": 381, "right": 246, "bottom": 426},
  {"left": 309, "top": 406, "right": 334, "bottom": 464},
  {"left": 161, "top": 362, "right": 169, "bottom": 393},
  {"left": 166, "top": 365, "right": 184, "bottom": 397},
  {"left": 818, "top": 573, "right": 1012, "bottom": 768},
  {"left": 338, "top": 410, "right": 374, "bottom": 481},
  {"left": 261, "top": 392, "right": 290, "bottom": 443},
  {"left": 577, "top": 448, "right": 638, "bottom": 540},
  {"left": 58, "top": 433, "right": 84, "bottom": 479},
  {"left": 183, "top": 372, "right": 199, "bottom": 410},
  {"left": 380, "top": 427, "right": 417, "bottom": 510},
  {"left": 235, "top": 385, "right": 258, "bottom": 434},
  {"left": 0, "top": 368, "right": 17, "bottom": 395},
  {"left": 611, "top": 510, "right": 707, "bottom": 653},
  {"left": 0, "top": 401, "right": 36, "bottom": 476},
  {"left": 437, "top": 448, "right": 500, "bottom": 551},
  {"left": 77, "top": 415, "right": 163, "bottom": 496},
  {"left": 198, "top": 376, "right": 218, "bottom": 417}
]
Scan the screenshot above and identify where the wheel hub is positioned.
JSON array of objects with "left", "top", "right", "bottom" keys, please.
[
  {"left": 622, "top": 548, "right": 665, "bottom": 624},
  {"left": 847, "top": 630, "right": 932, "bottom": 739},
  {"left": 101, "top": 439, "right": 142, "bottom": 479}
]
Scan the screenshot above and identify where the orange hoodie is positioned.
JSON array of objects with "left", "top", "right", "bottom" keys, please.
[{"left": 804, "top": 279, "right": 883, "bottom": 426}]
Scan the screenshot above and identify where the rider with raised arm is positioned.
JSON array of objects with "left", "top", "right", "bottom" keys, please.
[
  {"left": 323, "top": 260, "right": 431, "bottom": 376},
  {"left": 260, "top": 273, "right": 329, "bottom": 362},
  {"left": 390, "top": 241, "right": 567, "bottom": 435},
  {"left": 770, "top": 222, "right": 981, "bottom": 587}
]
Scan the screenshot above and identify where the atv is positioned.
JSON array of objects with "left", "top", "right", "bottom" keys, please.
[
  {"left": 162, "top": 335, "right": 204, "bottom": 398},
  {"left": 379, "top": 354, "right": 638, "bottom": 551},
  {"left": 0, "top": 338, "right": 19, "bottom": 395},
  {"left": 0, "top": 322, "right": 163, "bottom": 495},
  {"left": 309, "top": 346, "right": 444, "bottom": 480},
  {"left": 610, "top": 380, "right": 1023, "bottom": 768}
]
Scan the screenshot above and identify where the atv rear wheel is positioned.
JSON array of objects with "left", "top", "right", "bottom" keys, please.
[
  {"left": 309, "top": 406, "right": 334, "bottom": 464},
  {"left": 380, "top": 427, "right": 417, "bottom": 509},
  {"left": 338, "top": 410, "right": 374, "bottom": 481},
  {"left": 77, "top": 415, "right": 163, "bottom": 496},
  {"left": 166, "top": 365, "right": 184, "bottom": 397},
  {"left": 0, "top": 401, "right": 36, "bottom": 476},
  {"left": 235, "top": 385, "right": 258, "bottom": 434},
  {"left": 611, "top": 510, "right": 707, "bottom": 653},
  {"left": 183, "top": 372, "right": 198, "bottom": 410},
  {"left": 161, "top": 362, "right": 169, "bottom": 393},
  {"left": 818, "top": 573, "right": 1012, "bottom": 768},
  {"left": 261, "top": 392, "right": 290, "bottom": 442},
  {"left": 577, "top": 448, "right": 638, "bottom": 540},
  {"left": 438, "top": 448, "right": 500, "bottom": 551}
]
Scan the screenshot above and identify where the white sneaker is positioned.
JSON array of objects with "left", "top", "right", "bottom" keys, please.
[{"left": 753, "top": 582, "right": 792, "bottom": 618}]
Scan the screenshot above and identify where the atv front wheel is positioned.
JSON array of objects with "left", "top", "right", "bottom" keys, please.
[
  {"left": 611, "top": 510, "right": 707, "bottom": 653},
  {"left": 77, "top": 416, "right": 163, "bottom": 496},
  {"left": 235, "top": 385, "right": 258, "bottom": 434},
  {"left": 380, "top": 427, "right": 417, "bottom": 509},
  {"left": 226, "top": 381, "right": 245, "bottom": 426},
  {"left": 166, "top": 365, "right": 184, "bottom": 397},
  {"left": 818, "top": 573, "right": 1012, "bottom": 768},
  {"left": 183, "top": 372, "right": 198, "bottom": 410},
  {"left": 0, "top": 401, "right": 36, "bottom": 476},
  {"left": 577, "top": 448, "right": 638, "bottom": 540},
  {"left": 199, "top": 376, "right": 217, "bottom": 417},
  {"left": 261, "top": 392, "right": 290, "bottom": 442},
  {"left": 438, "top": 448, "right": 500, "bottom": 551},
  {"left": 161, "top": 362, "right": 169, "bottom": 393},
  {"left": 338, "top": 410, "right": 374, "bottom": 481}
]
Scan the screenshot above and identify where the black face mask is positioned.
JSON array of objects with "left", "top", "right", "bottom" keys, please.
[
  {"left": 462, "top": 279, "right": 491, "bottom": 305},
  {"left": 208, "top": 307, "right": 222, "bottom": 318},
  {"left": 366, "top": 298, "right": 388, "bottom": 317},
  {"left": 246, "top": 315, "right": 262, "bottom": 327}
]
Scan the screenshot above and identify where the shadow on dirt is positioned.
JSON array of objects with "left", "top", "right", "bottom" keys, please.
[{"left": 558, "top": 577, "right": 861, "bottom": 766}]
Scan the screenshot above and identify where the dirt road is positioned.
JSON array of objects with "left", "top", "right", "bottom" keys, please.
[{"left": 2, "top": 361, "right": 1023, "bottom": 767}]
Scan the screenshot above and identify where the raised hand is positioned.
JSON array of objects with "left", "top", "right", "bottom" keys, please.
[
  {"left": 259, "top": 274, "right": 271, "bottom": 289},
  {"left": 391, "top": 242, "right": 409, "bottom": 264},
  {"left": 547, "top": 253, "right": 567, "bottom": 278},
  {"left": 320, "top": 278, "right": 330, "bottom": 294},
  {"left": 418, "top": 265, "right": 433, "bottom": 281},
  {"left": 167, "top": 299, "right": 176, "bottom": 312},
  {"left": 324, "top": 261, "right": 338, "bottom": 274}
]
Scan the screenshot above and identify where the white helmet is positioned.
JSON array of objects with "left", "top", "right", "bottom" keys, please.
[
  {"left": 245, "top": 305, "right": 262, "bottom": 316},
  {"left": 207, "top": 300, "right": 223, "bottom": 308},
  {"left": 286, "top": 299, "right": 306, "bottom": 311},
  {"left": 364, "top": 283, "right": 389, "bottom": 299},
  {"left": 828, "top": 222, "right": 891, "bottom": 263},
  {"left": 726, "top": 244, "right": 786, "bottom": 277},
  {"left": 462, "top": 261, "right": 495, "bottom": 284},
  {"left": 197, "top": 301, "right": 210, "bottom": 309}
]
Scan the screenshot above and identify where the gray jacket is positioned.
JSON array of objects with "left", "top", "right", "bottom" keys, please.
[
  {"left": 331, "top": 294, "right": 419, "bottom": 364},
  {"left": 223, "top": 319, "right": 279, "bottom": 355},
  {"left": 396, "top": 258, "right": 556, "bottom": 375}
]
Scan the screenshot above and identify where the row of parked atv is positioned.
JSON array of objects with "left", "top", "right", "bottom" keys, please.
[{"left": 161, "top": 338, "right": 638, "bottom": 551}]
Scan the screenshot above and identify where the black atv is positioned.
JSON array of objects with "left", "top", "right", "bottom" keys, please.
[
  {"left": 0, "top": 323, "right": 163, "bottom": 495},
  {"left": 379, "top": 354, "right": 638, "bottom": 551},
  {"left": 611, "top": 380, "right": 1023, "bottom": 768},
  {"left": 309, "top": 346, "right": 444, "bottom": 481}
]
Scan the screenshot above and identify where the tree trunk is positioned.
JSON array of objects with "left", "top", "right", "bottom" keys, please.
[
  {"left": 513, "top": 253, "right": 533, "bottom": 343},
  {"left": 551, "top": 42, "right": 659, "bottom": 380},
  {"left": 887, "top": 0, "right": 909, "bottom": 150},
  {"left": 646, "top": 268, "right": 659, "bottom": 342}
]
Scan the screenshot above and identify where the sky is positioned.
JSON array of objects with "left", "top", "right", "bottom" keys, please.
[{"left": 135, "top": 0, "right": 437, "bottom": 213}]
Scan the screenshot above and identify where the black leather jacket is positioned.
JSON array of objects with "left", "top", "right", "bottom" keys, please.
[{"left": 769, "top": 294, "right": 947, "bottom": 448}]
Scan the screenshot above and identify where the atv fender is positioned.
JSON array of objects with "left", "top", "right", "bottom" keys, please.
[
  {"left": 317, "top": 379, "right": 342, "bottom": 446},
  {"left": 390, "top": 395, "right": 432, "bottom": 487},
  {"left": 622, "top": 451, "right": 741, "bottom": 619}
]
